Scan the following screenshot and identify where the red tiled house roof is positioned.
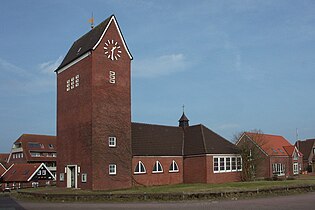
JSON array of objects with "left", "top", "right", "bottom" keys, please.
[
  {"left": 8, "top": 134, "right": 56, "bottom": 163},
  {"left": 0, "top": 163, "right": 7, "bottom": 176},
  {"left": 1, "top": 163, "right": 41, "bottom": 182},
  {"left": 0, "top": 154, "right": 9, "bottom": 162},
  {"left": 1, "top": 163, "right": 55, "bottom": 182},
  {"left": 244, "top": 132, "right": 292, "bottom": 156}
]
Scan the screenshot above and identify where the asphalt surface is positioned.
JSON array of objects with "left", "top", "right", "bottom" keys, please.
[{"left": 1, "top": 192, "right": 315, "bottom": 210}]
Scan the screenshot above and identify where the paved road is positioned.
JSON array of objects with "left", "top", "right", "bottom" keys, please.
[{"left": 1, "top": 192, "right": 315, "bottom": 210}]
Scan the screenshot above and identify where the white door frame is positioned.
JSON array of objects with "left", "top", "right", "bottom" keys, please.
[{"left": 66, "top": 165, "right": 78, "bottom": 188}]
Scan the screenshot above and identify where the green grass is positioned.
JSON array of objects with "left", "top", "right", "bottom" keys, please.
[{"left": 17, "top": 175, "right": 315, "bottom": 195}]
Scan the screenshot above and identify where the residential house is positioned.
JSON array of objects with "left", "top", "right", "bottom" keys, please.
[
  {"left": 295, "top": 139, "right": 315, "bottom": 172},
  {"left": 0, "top": 163, "right": 55, "bottom": 191},
  {"left": 236, "top": 132, "right": 303, "bottom": 179},
  {"left": 7, "top": 134, "right": 57, "bottom": 177}
]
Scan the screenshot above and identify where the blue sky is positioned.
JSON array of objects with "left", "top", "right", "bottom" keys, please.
[{"left": 1, "top": 0, "right": 315, "bottom": 153}]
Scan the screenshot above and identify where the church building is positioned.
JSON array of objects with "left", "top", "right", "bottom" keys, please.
[{"left": 55, "top": 15, "right": 242, "bottom": 190}]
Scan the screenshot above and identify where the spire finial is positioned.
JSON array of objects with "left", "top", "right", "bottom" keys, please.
[
  {"left": 89, "top": 13, "right": 94, "bottom": 29},
  {"left": 178, "top": 105, "right": 189, "bottom": 128}
]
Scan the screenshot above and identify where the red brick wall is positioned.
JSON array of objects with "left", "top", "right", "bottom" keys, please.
[
  {"left": 132, "top": 157, "right": 183, "bottom": 186},
  {"left": 183, "top": 155, "right": 207, "bottom": 183},
  {"left": 269, "top": 156, "right": 290, "bottom": 178},
  {"left": 90, "top": 19, "right": 132, "bottom": 191},
  {"left": 56, "top": 18, "right": 132, "bottom": 190},
  {"left": 206, "top": 155, "right": 241, "bottom": 184},
  {"left": 56, "top": 54, "right": 93, "bottom": 189}
]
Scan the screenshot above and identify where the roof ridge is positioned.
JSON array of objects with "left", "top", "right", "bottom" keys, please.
[
  {"left": 200, "top": 125, "right": 207, "bottom": 154},
  {"left": 132, "top": 122, "right": 179, "bottom": 128}
]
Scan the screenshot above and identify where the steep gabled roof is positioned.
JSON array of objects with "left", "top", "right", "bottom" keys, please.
[
  {"left": 295, "top": 139, "right": 315, "bottom": 161},
  {"left": 245, "top": 132, "right": 292, "bottom": 156},
  {"left": 1, "top": 163, "right": 41, "bottom": 182},
  {"left": 55, "top": 15, "right": 132, "bottom": 72},
  {"left": 131, "top": 123, "right": 239, "bottom": 156},
  {"left": 1, "top": 163, "right": 55, "bottom": 182}
]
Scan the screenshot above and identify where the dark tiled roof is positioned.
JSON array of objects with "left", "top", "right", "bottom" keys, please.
[
  {"left": 131, "top": 123, "right": 239, "bottom": 156},
  {"left": 56, "top": 16, "right": 112, "bottom": 71},
  {"left": 296, "top": 139, "right": 315, "bottom": 161},
  {"left": 201, "top": 125, "right": 240, "bottom": 154},
  {"left": 132, "top": 123, "right": 184, "bottom": 156}
]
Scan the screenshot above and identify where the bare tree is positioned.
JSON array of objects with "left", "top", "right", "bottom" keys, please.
[{"left": 234, "top": 129, "right": 267, "bottom": 181}]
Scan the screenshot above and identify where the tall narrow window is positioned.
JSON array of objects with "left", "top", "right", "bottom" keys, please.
[
  {"left": 219, "top": 158, "right": 225, "bottom": 171},
  {"left": 108, "top": 137, "right": 116, "bottom": 147},
  {"left": 152, "top": 161, "right": 163, "bottom": 173},
  {"left": 213, "top": 158, "right": 219, "bottom": 172},
  {"left": 109, "top": 164, "right": 117, "bottom": 175},
  {"left": 231, "top": 157, "right": 236, "bottom": 171},
  {"left": 134, "top": 161, "right": 146, "bottom": 174},
  {"left": 226, "top": 157, "right": 231, "bottom": 171},
  {"left": 81, "top": 173, "right": 87, "bottom": 183},
  {"left": 169, "top": 160, "right": 179, "bottom": 172}
]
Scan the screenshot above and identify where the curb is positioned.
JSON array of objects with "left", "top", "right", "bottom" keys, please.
[{"left": 16, "top": 184, "right": 315, "bottom": 202}]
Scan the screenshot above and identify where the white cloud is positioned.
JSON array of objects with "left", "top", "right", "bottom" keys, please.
[
  {"left": 38, "top": 56, "right": 63, "bottom": 74},
  {"left": 132, "top": 53, "right": 188, "bottom": 78},
  {"left": 0, "top": 57, "right": 62, "bottom": 94}
]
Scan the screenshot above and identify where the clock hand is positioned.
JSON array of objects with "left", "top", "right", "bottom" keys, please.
[{"left": 111, "top": 46, "right": 117, "bottom": 60}]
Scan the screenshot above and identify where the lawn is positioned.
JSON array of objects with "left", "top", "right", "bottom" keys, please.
[{"left": 18, "top": 174, "right": 315, "bottom": 195}]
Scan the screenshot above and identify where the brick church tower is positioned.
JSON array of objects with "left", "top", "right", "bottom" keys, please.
[{"left": 55, "top": 15, "right": 133, "bottom": 190}]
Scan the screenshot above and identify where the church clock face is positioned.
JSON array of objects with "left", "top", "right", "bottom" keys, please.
[{"left": 104, "top": 39, "right": 122, "bottom": 60}]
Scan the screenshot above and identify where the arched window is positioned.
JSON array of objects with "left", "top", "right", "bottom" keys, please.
[
  {"left": 152, "top": 161, "right": 163, "bottom": 173},
  {"left": 134, "top": 161, "right": 146, "bottom": 174},
  {"left": 169, "top": 160, "right": 179, "bottom": 172}
]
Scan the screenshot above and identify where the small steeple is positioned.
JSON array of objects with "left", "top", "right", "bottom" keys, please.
[{"left": 178, "top": 105, "right": 189, "bottom": 128}]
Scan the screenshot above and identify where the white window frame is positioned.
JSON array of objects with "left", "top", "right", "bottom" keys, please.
[
  {"left": 169, "top": 160, "right": 179, "bottom": 173},
  {"left": 293, "top": 163, "right": 299, "bottom": 175},
  {"left": 134, "top": 161, "right": 146, "bottom": 174},
  {"left": 109, "top": 164, "right": 117, "bottom": 175},
  {"left": 42, "top": 170, "right": 46, "bottom": 176},
  {"left": 213, "top": 155, "right": 242, "bottom": 173},
  {"left": 272, "top": 163, "right": 285, "bottom": 176},
  {"left": 81, "top": 173, "right": 87, "bottom": 183},
  {"left": 108, "top": 137, "right": 117, "bottom": 147},
  {"left": 152, "top": 161, "right": 163, "bottom": 173}
]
